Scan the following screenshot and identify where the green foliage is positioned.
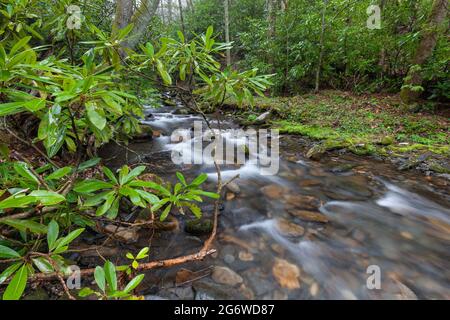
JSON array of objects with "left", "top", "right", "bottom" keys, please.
[
  {"left": 150, "top": 172, "right": 219, "bottom": 222},
  {"left": 117, "top": 247, "right": 149, "bottom": 275},
  {"left": 79, "top": 260, "right": 144, "bottom": 300},
  {"left": 75, "top": 165, "right": 160, "bottom": 219}
]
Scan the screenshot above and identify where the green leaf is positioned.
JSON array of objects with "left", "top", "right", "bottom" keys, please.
[
  {"left": 29, "top": 190, "right": 66, "bottom": 206},
  {"left": 0, "top": 263, "right": 22, "bottom": 285},
  {"left": 191, "top": 173, "right": 208, "bottom": 186},
  {"left": 145, "top": 42, "right": 154, "bottom": 58},
  {"left": 0, "top": 195, "right": 36, "bottom": 210},
  {"left": 94, "top": 266, "right": 106, "bottom": 292},
  {"left": 0, "top": 245, "right": 21, "bottom": 259},
  {"left": 32, "top": 257, "right": 54, "bottom": 273},
  {"left": 13, "top": 162, "right": 39, "bottom": 184},
  {"left": 47, "top": 220, "right": 59, "bottom": 251},
  {"left": 176, "top": 172, "right": 187, "bottom": 186},
  {"left": 78, "top": 287, "right": 95, "bottom": 298},
  {"left": 95, "top": 192, "right": 116, "bottom": 216},
  {"left": 160, "top": 204, "right": 172, "bottom": 222},
  {"left": 78, "top": 158, "right": 101, "bottom": 171},
  {"left": 3, "top": 264, "right": 28, "bottom": 300},
  {"left": 135, "top": 189, "right": 159, "bottom": 205},
  {"left": 1, "top": 219, "right": 47, "bottom": 234},
  {"left": 190, "top": 190, "right": 220, "bottom": 199},
  {"left": 10, "top": 36, "right": 31, "bottom": 55},
  {"left": 45, "top": 167, "right": 72, "bottom": 181},
  {"left": 136, "top": 247, "right": 149, "bottom": 260},
  {"left": 102, "top": 167, "right": 118, "bottom": 184},
  {"left": 55, "top": 228, "right": 85, "bottom": 250},
  {"left": 122, "top": 166, "right": 146, "bottom": 185},
  {"left": 124, "top": 274, "right": 144, "bottom": 293},
  {"left": 86, "top": 103, "right": 106, "bottom": 130},
  {"left": 0, "top": 101, "right": 25, "bottom": 116},
  {"left": 104, "top": 261, "right": 117, "bottom": 292},
  {"left": 74, "top": 180, "right": 114, "bottom": 193}
]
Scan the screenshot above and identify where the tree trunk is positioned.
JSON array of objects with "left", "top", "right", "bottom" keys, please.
[
  {"left": 224, "top": 0, "right": 231, "bottom": 66},
  {"left": 267, "top": 0, "right": 276, "bottom": 71},
  {"left": 178, "top": 0, "right": 186, "bottom": 38},
  {"left": 314, "top": 0, "right": 328, "bottom": 93},
  {"left": 168, "top": 0, "right": 173, "bottom": 22},
  {"left": 400, "top": 0, "right": 448, "bottom": 104},
  {"left": 124, "top": 0, "right": 161, "bottom": 48},
  {"left": 114, "top": 0, "right": 134, "bottom": 31}
]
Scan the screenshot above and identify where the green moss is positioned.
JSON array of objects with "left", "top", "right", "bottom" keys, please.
[{"left": 230, "top": 91, "right": 449, "bottom": 160}]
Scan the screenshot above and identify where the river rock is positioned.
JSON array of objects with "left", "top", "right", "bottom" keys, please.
[
  {"left": 226, "top": 192, "right": 236, "bottom": 201},
  {"left": 287, "top": 209, "right": 329, "bottom": 223},
  {"left": 226, "top": 182, "right": 241, "bottom": 194},
  {"left": 283, "top": 194, "right": 319, "bottom": 210},
  {"left": 238, "top": 251, "right": 254, "bottom": 262},
  {"left": 276, "top": 218, "right": 305, "bottom": 237},
  {"left": 254, "top": 111, "right": 271, "bottom": 124},
  {"left": 239, "top": 284, "right": 255, "bottom": 300},
  {"left": 310, "top": 282, "right": 319, "bottom": 297},
  {"left": 194, "top": 280, "right": 245, "bottom": 300},
  {"left": 272, "top": 258, "right": 301, "bottom": 290},
  {"left": 324, "top": 176, "right": 372, "bottom": 200},
  {"left": 103, "top": 225, "right": 139, "bottom": 244},
  {"left": 261, "top": 184, "right": 286, "bottom": 199},
  {"left": 184, "top": 219, "right": 213, "bottom": 236},
  {"left": 242, "top": 269, "right": 274, "bottom": 297},
  {"left": 211, "top": 266, "right": 243, "bottom": 286}
]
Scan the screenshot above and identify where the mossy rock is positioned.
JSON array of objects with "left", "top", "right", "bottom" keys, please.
[
  {"left": 163, "top": 99, "right": 177, "bottom": 106},
  {"left": 185, "top": 219, "right": 213, "bottom": 236},
  {"left": 379, "top": 136, "right": 395, "bottom": 146},
  {"left": 306, "top": 139, "right": 348, "bottom": 160}
]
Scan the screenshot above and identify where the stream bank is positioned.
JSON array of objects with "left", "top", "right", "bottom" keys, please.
[{"left": 93, "top": 99, "right": 450, "bottom": 300}]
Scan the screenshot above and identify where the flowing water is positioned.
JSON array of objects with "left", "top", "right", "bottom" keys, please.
[{"left": 102, "top": 103, "right": 450, "bottom": 300}]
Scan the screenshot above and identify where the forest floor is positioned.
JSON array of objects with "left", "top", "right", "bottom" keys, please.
[{"left": 228, "top": 90, "right": 450, "bottom": 175}]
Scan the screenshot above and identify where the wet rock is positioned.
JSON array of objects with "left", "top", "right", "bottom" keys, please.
[
  {"left": 330, "top": 163, "right": 357, "bottom": 173},
  {"left": 145, "top": 295, "right": 168, "bottom": 300},
  {"left": 184, "top": 219, "right": 213, "bottom": 236},
  {"left": 272, "top": 290, "right": 289, "bottom": 300},
  {"left": 103, "top": 225, "right": 139, "bottom": 244},
  {"left": 254, "top": 111, "right": 271, "bottom": 124},
  {"left": 211, "top": 266, "right": 243, "bottom": 286},
  {"left": 261, "top": 184, "right": 286, "bottom": 199},
  {"left": 288, "top": 209, "right": 329, "bottom": 223},
  {"left": 133, "top": 125, "right": 153, "bottom": 142},
  {"left": 284, "top": 194, "right": 319, "bottom": 210},
  {"left": 272, "top": 258, "right": 301, "bottom": 290},
  {"left": 226, "top": 192, "right": 236, "bottom": 201},
  {"left": 306, "top": 140, "right": 348, "bottom": 160},
  {"left": 271, "top": 243, "right": 285, "bottom": 255},
  {"left": 379, "top": 136, "right": 395, "bottom": 146},
  {"left": 392, "top": 280, "right": 418, "bottom": 300},
  {"left": 226, "top": 182, "right": 241, "bottom": 194},
  {"left": 224, "top": 254, "right": 235, "bottom": 264},
  {"left": 298, "top": 179, "right": 322, "bottom": 187},
  {"left": 239, "top": 284, "right": 255, "bottom": 300},
  {"left": 276, "top": 218, "right": 305, "bottom": 237},
  {"left": 238, "top": 251, "right": 254, "bottom": 262},
  {"left": 158, "top": 286, "right": 195, "bottom": 300},
  {"left": 309, "top": 282, "right": 319, "bottom": 297},
  {"left": 324, "top": 175, "right": 372, "bottom": 200},
  {"left": 242, "top": 269, "right": 274, "bottom": 296},
  {"left": 194, "top": 280, "right": 245, "bottom": 300}
]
